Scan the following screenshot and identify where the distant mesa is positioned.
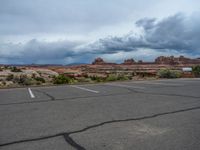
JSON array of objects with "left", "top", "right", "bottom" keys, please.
[
  {"left": 155, "top": 55, "right": 200, "bottom": 65},
  {"left": 123, "top": 59, "right": 135, "bottom": 65},
  {"left": 92, "top": 57, "right": 105, "bottom": 65},
  {"left": 92, "top": 56, "right": 200, "bottom": 65},
  {"left": 92, "top": 57, "right": 116, "bottom": 65},
  {"left": 92, "top": 57, "right": 138, "bottom": 65}
]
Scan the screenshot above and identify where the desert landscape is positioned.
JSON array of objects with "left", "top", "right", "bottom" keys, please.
[
  {"left": 0, "top": 55, "right": 200, "bottom": 88},
  {"left": 1, "top": 1, "right": 200, "bottom": 150}
]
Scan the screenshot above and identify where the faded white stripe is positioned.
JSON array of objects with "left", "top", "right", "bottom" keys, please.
[
  {"left": 106, "top": 83, "right": 145, "bottom": 89},
  {"left": 71, "top": 85, "right": 99, "bottom": 93}
]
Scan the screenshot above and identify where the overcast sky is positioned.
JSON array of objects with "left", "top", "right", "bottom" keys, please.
[{"left": 0, "top": 0, "right": 200, "bottom": 64}]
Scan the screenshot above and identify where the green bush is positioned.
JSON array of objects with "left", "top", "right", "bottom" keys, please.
[
  {"left": 89, "top": 74, "right": 131, "bottom": 82},
  {"left": 157, "top": 69, "right": 181, "bottom": 78},
  {"left": 90, "top": 76, "right": 104, "bottom": 82},
  {"left": 21, "top": 78, "right": 32, "bottom": 85},
  {"left": 192, "top": 66, "right": 200, "bottom": 77},
  {"left": 34, "top": 77, "right": 46, "bottom": 83},
  {"left": 106, "top": 74, "right": 118, "bottom": 81},
  {"left": 10, "top": 66, "right": 22, "bottom": 72},
  {"left": 6, "top": 74, "right": 14, "bottom": 81},
  {"left": 12, "top": 75, "right": 32, "bottom": 86},
  {"left": 6, "top": 74, "right": 41, "bottom": 86},
  {"left": 19, "top": 75, "right": 32, "bottom": 85},
  {"left": 106, "top": 74, "right": 130, "bottom": 81},
  {"left": 53, "top": 75, "right": 74, "bottom": 84},
  {"left": 76, "top": 77, "right": 92, "bottom": 83},
  {"left": 117, "top": 75, "right": 130, "bottom": 80}
]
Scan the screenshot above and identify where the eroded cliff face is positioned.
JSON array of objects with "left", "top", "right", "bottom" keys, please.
[
  {"left": 92, "top": 58, "right": 105, "bottom": 65},
  {"left": 85, "top": 56, "right": 200, "bottom": 77},
  {"left": 123, "top": 59, "right": 136, "bottom": 65},
  {"left": 92, "top": 58, "right": 116, "bottom": 65},
  {"left": 92, "top": 56, "right": 200, "bottom": 66},
  {"left": 155, "top": 56, "right": 200, "bottom": 65}
]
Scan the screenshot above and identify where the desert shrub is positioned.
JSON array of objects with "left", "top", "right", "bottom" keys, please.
[
  {"left": 192, "top": 66, "right": 200, "bottom": 77},
  {"left": 18, "top": 75, "right": 32, "bottom": 85},
  {"left": 157, "top": 69, "right": 181, "bottom": 78},
  {"left": 0, "top": 81, "right": 6, "bottom": 86},
  {"left": 90, "top": 76, "right": 104, "bottom": 82},
  {"left": 12, "top": 75, "right": 32, "bottom": 85},
  {"left": 53, "top": 74, "right": 74, "bottom": 84},
  {"left": 6, "top": 74, "right": 14, "bottom": 81},
  {"left": 2, "top": 81, "right": 6, "bottom": 86},
  {"left": 89, "top": 74, "right": 131, "bottom": 82},
  {"left": 106, "top": 74, "right": 130, "bottom": 81},
  {"left": 10, "top": 66, "right": 22, "bottom": 72},
  {"left": 22, "top": 79, "right": 32, "bottom": 85},
  {"left": 105, "top": 74, "right": 118, "bottom": 81},
  {"left": 76, "top": 77, "right": 92, "bottom": 83},
  {"left": 0, "top": 67, "right": 3, "bottom": 71},
  {"left": 117, "top": 75, "right": 130, "bottom": 80},
  {"left": 3, "top": 66, "right": 8, "bottom": 69},
  {"left": 34, "top": 77, "right": 46, "bottom": 83}
]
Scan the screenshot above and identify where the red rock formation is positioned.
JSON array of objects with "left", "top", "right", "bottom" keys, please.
[
  {"left": 92, "top": 56, "right": 200, "bottom": 66},
  {"left": 155, "top": 56, "right": 200, "bottom": 65},
  {"left": 92, "top": 58, "right": 105, "bottom": 65},
  {"left": 92, "top": 58, "right": 116, "bottom": 65},
  {"left": 123, "top": 59, "right": 135, "bottom": 65},
  {"left": 155, "top": 56, "right": 176, "bottom": 65}
]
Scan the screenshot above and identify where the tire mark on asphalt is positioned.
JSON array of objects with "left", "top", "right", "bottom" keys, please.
[{"left": 1, "top": 105, "right": 200, "bottom": 149}]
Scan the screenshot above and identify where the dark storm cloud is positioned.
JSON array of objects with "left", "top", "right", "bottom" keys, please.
[
  {"left": 0, "top": 0, "right": 135, "bottom": 35},
  {"left": 135, "top": 18, "right": 156, "bottom": 30},
  {"left": 0, "top": 11, "right": 200, "bottom": 64},
  {"left": 90, "top": 13, "right": 200, "bottom": 55},
  {"left": 0, "top": 39, "right": 84, "bottom": 64}
]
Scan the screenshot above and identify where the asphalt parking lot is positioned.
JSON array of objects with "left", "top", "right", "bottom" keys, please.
[{"left": 0, "top": 78, "right": 200, "bottom": 150}]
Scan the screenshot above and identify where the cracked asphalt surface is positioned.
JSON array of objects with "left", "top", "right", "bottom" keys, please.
[{"left": 0, "top": 78, "right": 200, "bottom": 150}]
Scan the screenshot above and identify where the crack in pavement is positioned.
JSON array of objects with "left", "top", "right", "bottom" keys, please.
[
  {"left": 0, "top": 133, "right": 64, "bottom": 147},
  {"left": 137, "top": 90, "right": 200, "bottom": 99},
  {"left": 63, "top": 134, "right": 86, "bottom": 150},
  {"left": 104, "top": 84, "right": 200, "bottom": 99},
  {"left": 0, "top": 92, "right": 132, "bottom": 106},
  {"left": 1, "top": 86, "right": 200, "bottom": 106},
  {"left": 1, "top": 105, "right": 200, "bottom": 149},
  {"left": 33, "top": 89, "right": 55, "bottom": 101}
]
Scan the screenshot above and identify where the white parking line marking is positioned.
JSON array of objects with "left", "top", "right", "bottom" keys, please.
[
  {"left": 71, "top": 85, "right": 99, "bottom": 93},
  {"left": 28, "top": 88, "right": 35, "bottom": 98},
  {"left": 106, "top": 83, "right": 145, "bottom": 89}
]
